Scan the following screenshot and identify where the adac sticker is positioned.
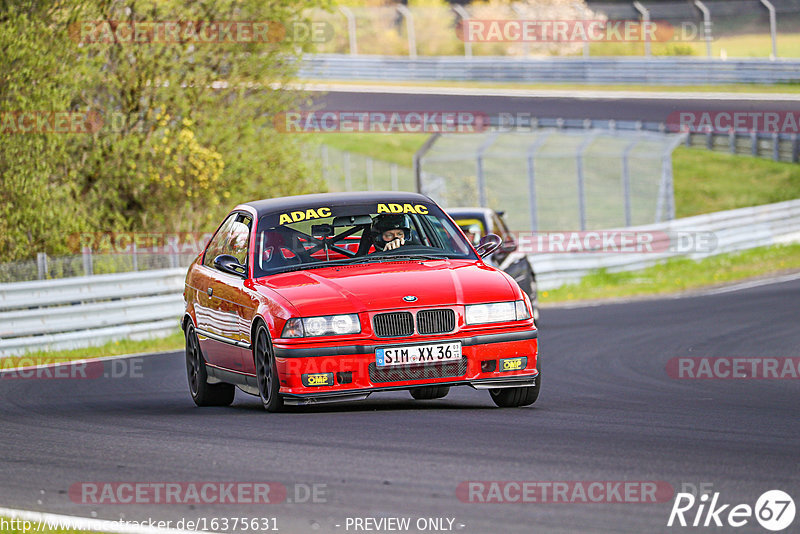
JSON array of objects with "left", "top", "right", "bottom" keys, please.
[
  {"left": 376, "top": 203, "right": 429, "bottom": 215},
  {"left": 278, "top": 207, "right": 331, "bottom": 225}
]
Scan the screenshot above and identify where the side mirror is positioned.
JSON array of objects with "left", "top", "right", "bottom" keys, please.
[
  {"left": 214, "top": 254, "right": 247, "bottom": 278},
  {"left": 475, "top": 233, "right": 502, "bottom": 258}
]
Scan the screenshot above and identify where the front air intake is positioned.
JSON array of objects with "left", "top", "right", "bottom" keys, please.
[
  {"left": 373, "top": 312, "right": 414, "bottom": 338},
  {"left": 417, "top": 309, "right": 456, "bottom": 335}
]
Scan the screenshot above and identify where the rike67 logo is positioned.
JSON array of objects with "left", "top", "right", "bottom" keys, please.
[{"left": 668, "top": 489, "right": 795, "bottom": 531}]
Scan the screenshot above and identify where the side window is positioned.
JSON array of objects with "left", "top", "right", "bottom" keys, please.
[
  {"left": 203, "top": 213, "right": 252, "bottom": 269},
  {"left": 492, "top": 213, "right": 510, "bottom": 241},
  {"left": 223, "top": 214, "right": 251, "bottom": 265}
]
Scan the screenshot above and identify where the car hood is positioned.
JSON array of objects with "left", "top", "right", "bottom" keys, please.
[{"left": 253, "top": 259, "right": 518, "bottom": 316}]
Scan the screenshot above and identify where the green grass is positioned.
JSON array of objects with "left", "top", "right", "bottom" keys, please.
[
  {"left": 586, "top": 33, "right": 800, "bottom": 59},
  {"left": 708, "top": 33, "right": 800, "bottom": 59},
  {"left": 540, "top": 243, "right": 800, "bottom": 303},
  {"left": 673, "top": 147, "right": 800, "bottom": 218},
  {"left": 302, "top": 79, "right": 800, "bottom": 94},
  {"left": 307, "top": 133, "right": 426, "bottom": 167},
  {"left": 305, "top": 133, "right": 429, "bottom": 166},
  {"left": 1, "top": 330, "right": 184, "bottom": 368}
]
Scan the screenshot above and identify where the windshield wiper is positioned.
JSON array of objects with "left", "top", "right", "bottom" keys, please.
[
  {"left": 272, "top": 254, "right": 449, "bottom": 274},
  {"left": 370, "top": 254, "right": 450, "bottom": 261}
]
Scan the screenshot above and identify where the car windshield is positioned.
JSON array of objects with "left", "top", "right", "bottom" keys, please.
[{"left": 253, "top": 200, "right": 476, "bottom": 276}]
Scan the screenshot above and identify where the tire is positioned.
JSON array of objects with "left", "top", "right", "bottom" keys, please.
[
  {"left": 254, "top": 324, "right": 284, "bottom": 412},
  {"left": 489, "top": 372, "right": 540, "bottom": 408},
  {"left": 185, "top": 324, "right": 235, "bottom": 407},
  {"left": 409, "top": 386, "right": 450, "bottom": 400}
]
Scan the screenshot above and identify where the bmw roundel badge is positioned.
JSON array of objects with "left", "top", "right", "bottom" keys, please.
[{"left": 403, "top": 295, "right": 418, "bottom": 302}]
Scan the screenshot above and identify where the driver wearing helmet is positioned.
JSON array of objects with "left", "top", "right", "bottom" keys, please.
[{"left": 371, "top": 213, "right": 411, "bottom": 251}]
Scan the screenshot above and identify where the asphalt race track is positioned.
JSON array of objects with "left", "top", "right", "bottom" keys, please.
[
  {"left": 312, "top": 89, "right": 796, "bottom": 123},
  {"left": 1, "top": 277, "right": 798, "bottom": 534}
]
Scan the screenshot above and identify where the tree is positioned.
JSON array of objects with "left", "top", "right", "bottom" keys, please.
[{"left": 1, "top": 0, "right": 325, "bottom": 262}]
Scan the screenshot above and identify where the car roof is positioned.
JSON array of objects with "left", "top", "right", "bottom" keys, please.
[
  {"left": 241, "top": 191, "right": 433, "bottom": 217},
  {"left": 447, "top": 207, "right": 495, "bottom": 219}
]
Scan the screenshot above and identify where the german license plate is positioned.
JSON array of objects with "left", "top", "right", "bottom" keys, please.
[{"left": 375, "top": 342, "right": 462, "bottom": 367}]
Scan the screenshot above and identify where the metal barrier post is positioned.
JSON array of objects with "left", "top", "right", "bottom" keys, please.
[
  {"left": 391, "top": 164, "right": 399, "bottom": 191},
  {"left": 344, "top": 152, "right": 352, "bottom": 191},
  {"left": 525, "top": 132, "right": 553, "bottom": 232},
  {"left": 476, "top": 132, "right": 500, "bottom": 208},
  {"left": 759, "top": 0, "right": 778, "bottom": 59},
  {"left": 339, "top": 6, "right": 358, "bottom": 56},
  {"left": 511, "top": 5, "right": 530, "bottom": 57},
  {"left": 656, "top": 134, "right": 687, "bottom": 222},
  {"left": 366, "top": 157, "right": 374, "bottom": 190},
  {"left": 452, "top": 5, "right": 472, "bottom": 58},
  {"left": 576, "top": 134, "right": 597, "bottom": 230},
  {"left": 574, "top": 2, "right": 590, "bottom": 57},
  {"left": 633, "top": 2, "right": 651, "bottom": 57},
  {"left": 321, "top": 144, "right": 330, "bottom": 184},
  {"left": 694, "top": 0, "right": 713, "bottom": 58},
  {"left": 622, "top": 139, "right": 640, "bottom": 227},
  {"left": 396, "top": 5, "right": 417, "bottom": 59},
  {"left": 37, "top": 253, "right": 48, "bottom": 280},
  {"left": 82, "top": 247, "right": 93, "bottom": 276},
  {"left": 772, "top": 133, "right": 780, "bottom": 161},
  {"left": 413, "top": 133, "right": 441, "bottom": 193}
]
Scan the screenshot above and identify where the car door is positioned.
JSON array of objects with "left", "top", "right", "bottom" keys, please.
[{"left": 195, "top": 212, "right": 255, "bottom": 373}]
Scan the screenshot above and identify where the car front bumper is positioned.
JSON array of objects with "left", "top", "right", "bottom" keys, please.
[{"left": 273, "top": 328, "right": 538, "bottom": 404}]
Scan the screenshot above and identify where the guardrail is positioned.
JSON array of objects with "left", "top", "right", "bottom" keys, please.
[
  {"left": 299, "top": 54, "right": 800, "bottom": 85},
  {"left": 2, "top": 200, "right": 799, "bottom": 356},
  {"left": 0, "top": 269, "right": 185, "bottom": 357},
  {"left": 530, "top": 198, "right": 800, "bottom": 290}
]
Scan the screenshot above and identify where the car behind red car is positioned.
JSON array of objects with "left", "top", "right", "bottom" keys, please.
[{"left": 183, "top": 192, "right": 539, "bottom": 411}]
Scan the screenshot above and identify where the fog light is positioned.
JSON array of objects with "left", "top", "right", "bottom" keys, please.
[
  {"left": 481, "top": 359, "right": 496, "bottom": 372},
  {"left": 336, "top": 371, "right": 352, "bottom": 384}
]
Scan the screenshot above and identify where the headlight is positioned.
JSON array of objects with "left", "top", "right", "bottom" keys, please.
[
  {"left": 465, "top": 301, "right": 530, "bottom": 325},
  {"left": 281, "top": 314, "right": 361, "bottom": 338}
]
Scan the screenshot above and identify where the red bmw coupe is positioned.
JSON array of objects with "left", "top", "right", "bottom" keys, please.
[{"left": 182, "top": 192, "right": 539, "bottom": 411}]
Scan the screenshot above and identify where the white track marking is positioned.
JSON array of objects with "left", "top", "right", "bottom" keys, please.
[
  {"left": 546, "top": 271, "right": 800, "bottom": 309},
  {"left": 0, "top": 350, "right": 179, "bottom": 370}
]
